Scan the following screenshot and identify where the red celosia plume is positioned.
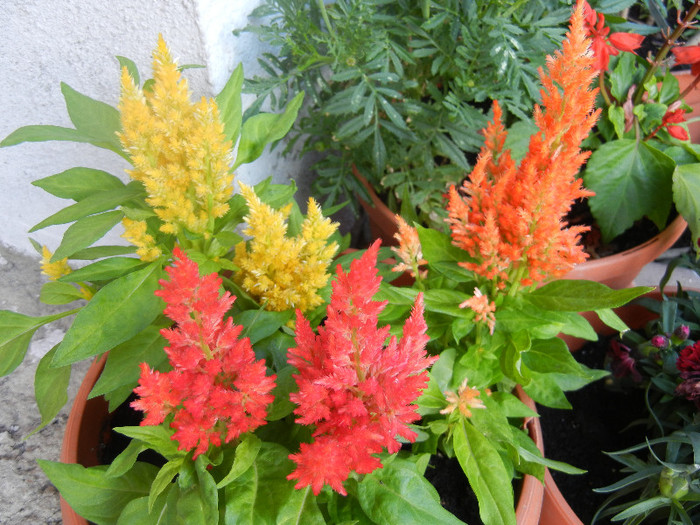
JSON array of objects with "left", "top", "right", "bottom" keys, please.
[
  {"left": 446, "top": 0, "right": 598, "bottom": 291},
  {"left": 286, "top": 241, "right": 436, "bottom": 495},
  {"left": 131, "top": 247, "right": 276, "bottom": 458}
]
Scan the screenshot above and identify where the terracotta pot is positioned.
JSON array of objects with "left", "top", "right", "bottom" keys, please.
[
  {"left": 540, "top": 289, "right": 687, "bottom": 524},
  {"left": 355, "top": 169, "right": 687, "bottom": 289},
  {"left": 60, "top": 358, "right": 544, "bottom": 524},
  {"left": 59, "top": 354, "right": 108, "bottom": 525}
]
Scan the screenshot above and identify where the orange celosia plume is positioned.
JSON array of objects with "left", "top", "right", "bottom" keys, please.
[{"left": 446, "top": 0, "right": 598, "bottom": 292}]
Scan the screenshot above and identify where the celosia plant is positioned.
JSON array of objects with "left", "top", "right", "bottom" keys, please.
[
  {"left": 578, "top": 0, "right": 700, "bottom": 249},
  {"left": 378, "top": 2, "right": 652, "bottom": 524},
  {"left": 287, "top": 241, "right": 435, "bottom": 495}
]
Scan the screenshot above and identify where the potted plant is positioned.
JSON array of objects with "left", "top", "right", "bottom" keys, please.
[
  {"left": 538, "top": 252, "right": 700, "bottom": 523},
  {"left": 236, "top": 0, "right": 574, "bottom": 234},
  {"left": 376, "top": 3, "right": 658, "bottom": 523},
  {"left": 0, "top": 34, "right": 548, "bottom": 525}
]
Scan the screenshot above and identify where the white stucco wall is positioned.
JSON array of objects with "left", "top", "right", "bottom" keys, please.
[{"left": 0, "top": 0, "right": 309, "bottom": 257}]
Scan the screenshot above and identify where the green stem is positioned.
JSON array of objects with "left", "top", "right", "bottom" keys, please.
[
  {"left": 315, "top": 0, "right": 336, "bottom": 40},
  {"left": 633, "top": 2, "right": 700, "bottom": 105},
  {"left": 598, "top": 72, "right": 613, "bottom": 107}
]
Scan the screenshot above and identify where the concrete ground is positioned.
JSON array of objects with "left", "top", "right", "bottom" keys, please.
[{"left": 0, "top": 243, "right": 698, "bottom": 524}]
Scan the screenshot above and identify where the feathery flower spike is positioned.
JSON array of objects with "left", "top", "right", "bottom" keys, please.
[
  {"left": 391, "top": 215, "right": 428, "bottom": 279},
  {"left": 287, "top": 241, "right": 436, "bottom": 495},
  {"left": 132, "top": 247, "right": 275, "bottom": 458}
]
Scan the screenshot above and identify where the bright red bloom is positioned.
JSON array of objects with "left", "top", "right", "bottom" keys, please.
[
  {"left": 677, "top": 341, "right": 700, "bottom": 379},
  {"left": 662, "top": 107, "right": 689, "bottom": 141},
  {"left": 132, "top": 247, "right": 276, "bottom": 458},
  {"left": 287, "top": 241, "right": 436, "bottom": 495},
  {"left": 583, "top": 1, "right": 644, "bottom": 71},
  {"left": 672, "top": 45, "right": 700, "bottom": 76}
]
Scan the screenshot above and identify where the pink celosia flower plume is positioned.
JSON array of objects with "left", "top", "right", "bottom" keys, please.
[
  {"left": 287, "top": 241, "right": 436, "bottom": 495},
  {"left": 132, "top": 247, "right": 276, "bottom": 458}
]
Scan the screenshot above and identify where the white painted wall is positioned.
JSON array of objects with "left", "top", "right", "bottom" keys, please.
[{"left": 0, "top": 0, "right": 311, "bottom": 257}]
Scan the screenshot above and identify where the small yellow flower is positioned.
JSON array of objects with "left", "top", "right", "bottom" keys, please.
[
  {"left": 118, "top": 35, "right": 234, "bottom": 238},
  {"left": 440, "top": 378, "right": 488, "bottom": 418},
  {"left": 121, "top": 218, "right": 162, "bottom": 262},
  {"left": 234, "top": 183, "right": 338, "bottom": 312},
  {"left": 40, "top": 246, "right": 72, "bottom": 281}
]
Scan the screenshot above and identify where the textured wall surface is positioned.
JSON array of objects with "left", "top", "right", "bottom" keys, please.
[{"left": 0, "top": 0, "right": 310, "bottom": 257}]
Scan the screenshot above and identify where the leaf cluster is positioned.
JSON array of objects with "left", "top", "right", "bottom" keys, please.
[
  {"left": 239, "top": 0, "right": 573, "bottom": 229},
  {"left": 592, "top": 283, "right": 700, "bottom": 524}
]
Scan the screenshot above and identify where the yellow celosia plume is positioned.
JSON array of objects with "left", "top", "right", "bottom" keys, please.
[
  {"left": 40, "top": 246, "right": 72, "bottom": 281},
  {"left": 234, "top": 183, "right": 338, "bottom": 312},
  {"left": 118, "top": 35, "right": 233, "bottom": 248}
]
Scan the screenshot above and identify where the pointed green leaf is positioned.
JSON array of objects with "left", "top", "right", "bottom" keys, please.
[
  {"left": 71, "top": 245, "right": 137, "bottom": 260},
  {"left": 0, "top": 308, "right": 78, "bottom": 376},
  {"left": 277, "top": 485, "right": 325, "bottom": 525},
  {"left": 116, "top": 56, "right": 140, "bottom": 86},
  {"left": 149, "top": 459, "right": 183, "bottom": 513},
  {"left": 38, "top": 460, "right": 158, "bottom": 525},
  {"left": 584, "top": 139, "right": 675, "bottom": 241},
  {"left": 59, "top": 257, "right": 146, "bottom": 283},
  {"left": 217, "top": 434, "right": 262, "bottom": 489},
  {"left": 525, "top": 280, "right": 651, "bottom": 312},
  {"left": 673, "top": 162, "right": 700, "bottom": 248},
  {"left": 51, "top": 210, "right": 124, "bottom": 261},
  {"left": 359, "top": 456, "right": 466, "bottom": 525},
  {"left": 106, "top": 440, "right": 145, "bottom": 479},
  {"left": 32, "top": 168, "right": 126, "bottom": 201},
  {"left": 453, "top": 419, "right": 516, "bottom": 525},
  {"left": 52, "top": 262, "right": 164, "bottom": 366},
  {"left": 1, "top": 125, "right": 126, "bottom": 159},
  {"left": 114, "top": 425, "right": 183, "bottom": 460},
  {"left": 61, "top": 82, "right": 124, "bottom": 155},
  {"left": 217, "top": 63, "right": 244, "bottom": 144},
  {"left": 30, "top": 345, "right": 71, "bottom": 435},
  {"left": 234, "top": 91, "right": 304, "bottom": 170},
  {"left": 89, "top": 324, "right": 167, "bottom": 399},
  {"left": 40, "top": 281, "right": 86, "bottom": 305},
  {"left": 31, "top": 182, "right": 143, "bottom": 231}
]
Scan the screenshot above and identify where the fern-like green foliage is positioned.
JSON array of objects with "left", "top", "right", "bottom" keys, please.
[{"left": 238, "top": 0, "right": 573, "bottom": 229}]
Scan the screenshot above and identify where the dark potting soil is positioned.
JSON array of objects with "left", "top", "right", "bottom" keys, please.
[
  {"left": 538, "top": 337, "right": 648, "bottom": 525},
  {"left": 425, "top": 452, "right": 482, "bottom": 524}
]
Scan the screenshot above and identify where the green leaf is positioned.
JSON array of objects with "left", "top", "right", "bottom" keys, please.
[
  {"left": 584, "top": 139, "right": 675, "bottom": 241},
  {"left": 29, "top": 345, "right": 71, "bottom": 435},
  {"left": 51, "top": 210, "right": 124, "bottom": 261},
  {"left": 89, "top": 324, "right": 167, "bottom": 400},
  {"left": 235, "top": 309, "right": 293, "bottom": 345},
  {"left": 358, "top": 457, "right": 465, "bottom": 525},
  {"left": 223, "top": 442, "right": 297, "bottom": 524},
  {"left": 217, "top": 63, "right": 243, "bottom": 144},
  {"left": 0, "top": 308, "right": 78, "bottom": 376},
  {"left": 59, "top": 257, "right": 146, "bottom": 283},
  {"left": 61, "top": 82, "right": 124, "bottom": 155},
  {"left": 106, "top": 440, "right": 145, "bottom": 479},
  {"left": 149, "top": 458, "right": 183, "bottom": 513},
  {"left": 71, "top": 245, "right": 137, "bottom": 259},
  {"left": 176, "top": 457, "right": 218, "bottom": 525},
  {"left": 32, "top": 168, "right": 126, "bottom": 200},
  {"left": 116, "top": 56, "right": 140, "bottom": 86},
  {"left": 523, "top": 372, "right": 571, "bottom": 409},
  {"left": 611, "top": 496, "right": 670, "bottom": 520},
  {"left": 673, "top": 163, "right": 700, "bottom": 249},
  {"left": 234, "top": 91, "right": 304, "bottom": 170},
  {"left": 1, "top": 125, "right": 127, "bottom": 159},
  {"left": 217, "top": 433, "right": 262, "bottom": 489},
  {"left": 40, "top": 281, "right": 86, "bottom": 305},
  {"left": 453, "top": 419, "right": 515, "bottom": 525},
  {"left": 417, "top": 226, "right": 470, "bottom": 265},
  {"left": 38, "top": 460, "right": 158, "bottom": 525},
  {"left": 523, "top": 338, "right": 608, "bottom": 387},
  {"left": 52, "top": 262, "right": 164, "bottom": 366},
  {"left": 114, "top": 425, "right": 183, "bottom": 460},
  {"left": 276, "top": 486, "right": 325, "bottom": 525},
  {"left": 525, "top": 280, "right": 651, "bottom": 312},
  {"left": 115, "top": 489, "right": 172, "bottom": 525},
  {"left": 31, "top": 181, "right": 142, "bottom": 231},
  {"left": 266, "top": 366, "right": 297, "bottom": 421}
]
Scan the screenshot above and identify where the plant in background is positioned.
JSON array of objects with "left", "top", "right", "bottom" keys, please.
[
  {"left": 377, "top": 3, "right": 654, "bottom": 523},
  {"left": 579, "top": 0, "right": 700, "bottom": 251},
  {"left": 237, "top": 0, "right": 574, "bottom": 230},
  {"left": 591, "top": 280, "right": 700, "bottom": 523}
]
